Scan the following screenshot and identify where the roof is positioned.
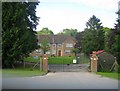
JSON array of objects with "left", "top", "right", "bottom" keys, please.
[
  {"left": 94, "top": 50, "right": 104, "bottom": 55},
  {"left": 90, "top": 50, "right": 104, "bottom": 56},
  {"left": 37, "top": 35, "right": 76, "bottom": 44}
]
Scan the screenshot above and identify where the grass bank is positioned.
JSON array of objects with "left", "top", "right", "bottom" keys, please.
[
  {"left": 2, "top": 68, "right": 46, "bottom": 77},
  {"left": 97, "top": 72, "right": 120, "bottom": 80}
]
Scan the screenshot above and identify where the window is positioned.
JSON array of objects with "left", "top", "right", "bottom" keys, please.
[
  {"left": 66, "top": 43, "right": 73, "bottom": 47},
  {"left": 52, "top": 50, "right": 56, "bottom": 54},
  {"left": 58, "top": 44, "right": 62, "bottom": 47},
  {"left": 46, "top": 51, "right": 50, "bottom": 54},
  {"left": 52, "top": 44, "right": 56, "bottom": 47},
  {"left": 65, "top": 50, "right": 71, "bottom": 54}
]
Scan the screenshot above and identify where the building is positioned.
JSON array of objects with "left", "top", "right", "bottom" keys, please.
[{"left": 36, "top": 35, "right": 76, "bottom": 56}]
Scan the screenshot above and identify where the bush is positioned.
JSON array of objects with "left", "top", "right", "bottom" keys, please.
[{"left": 24, "top": 56, "right": 41, "bottom": 63}]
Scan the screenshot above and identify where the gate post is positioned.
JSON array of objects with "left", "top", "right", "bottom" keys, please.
[
  {"left": 42, "top": 54, "right": 48, "bottom": 72},
  {"left": 90, "top": 51, "right": 98, "bottom": 72}
]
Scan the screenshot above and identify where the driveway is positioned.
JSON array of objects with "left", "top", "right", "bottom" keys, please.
[{"left": 2, "top": 72, "right": 118, "bottom": 89}]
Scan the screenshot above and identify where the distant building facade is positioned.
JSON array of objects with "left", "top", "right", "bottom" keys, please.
[{"left": 36, "top": 35, "right": 76, "bottom": 56}]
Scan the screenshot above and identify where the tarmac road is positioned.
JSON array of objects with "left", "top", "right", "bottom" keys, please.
[{"left": 2, "top": 72, "right": 119, "bottom": 89}]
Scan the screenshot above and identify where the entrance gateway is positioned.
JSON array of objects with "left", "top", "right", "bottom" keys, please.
[
  {"left": 48, "top": 54, "right": 90, "bottom": 72},
  {"left": 58, "top": 50, "right": 62, "bottom": 56}
]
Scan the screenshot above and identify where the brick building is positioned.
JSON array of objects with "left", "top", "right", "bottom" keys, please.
[{"left": 36, "top": 35, "right": 76, "bottom": 56}]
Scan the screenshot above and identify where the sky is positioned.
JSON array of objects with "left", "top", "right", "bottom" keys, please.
[{"left": 36, "top": 0, "right": 119, "bottom": 34}]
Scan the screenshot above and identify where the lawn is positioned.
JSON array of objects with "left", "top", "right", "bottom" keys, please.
[
  {"left": 2, "top": 68, "right": 46, "bottom": 77},
  {"left": 24, "top": 56, "right": 75, "bottom": 64},
  {"left": 48, "top": 56, "right": 75, "bottom": 64},
  {"left": 97, "top": 72, "right": 120, "bottom": 80},
  {"left": 24, "top": 55, "right": 90, "bottom": 64}
]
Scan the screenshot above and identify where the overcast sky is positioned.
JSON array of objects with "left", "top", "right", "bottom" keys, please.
[{"left": 36, "top": 0, "right": 119, "bottom": 34}]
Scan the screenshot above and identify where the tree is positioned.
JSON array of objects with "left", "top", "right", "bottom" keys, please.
[
  {"left": 2, "top": 2, "right": 39, "bottom": 68},
  {"left": 58, "top": 28, "right": 78, "bottom": 38},
  {"left": 75, "top": 31, "right": 84, "bottom": 53},
  {"left": 81, "top": 15, "right": 105, "bottom": 54},
  {"left": 40, "top": 39, "right": 50, "bottom": 55},
  {"left": 72, "top": 48, "right": 80, "bottom": 56},
  {"left": 104, "top": 10, "right": 120, "bottom": 66},
  {"left": 108, "top": 15, "right": 120, "bottom": 65},
  {"left": 37, "top": 27, "right": 54, "bottom": 35},
  {"left": 102, "top": 27, "right": 111, "bottom": 52}
]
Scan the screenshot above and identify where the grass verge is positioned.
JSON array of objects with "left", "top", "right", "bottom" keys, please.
[
  {"left": 48, "top": 56, "right": 75, "bottom": 64},
  {"left": 96, "top": 72, "right": 120, "bottom": 80},
  {"left": 2, "top": 68, "right": 46, "bottom": 77}
]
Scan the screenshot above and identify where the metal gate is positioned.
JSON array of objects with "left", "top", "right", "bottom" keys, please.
[
  {"left": 48, "top": 53, "right": 90, "bottom": 72},
  {"left": 48, "top": 64, "right": 89, "bottom": 72}
]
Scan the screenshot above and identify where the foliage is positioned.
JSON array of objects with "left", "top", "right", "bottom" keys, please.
[
  {"left": 40, "top": 39, "right": 50, "bottom": 54},
  {"left": 72, "top": 48, "right": 80, "bottom": 56},
  {"left": 102, "top": 27, "right": 111, "bottom": 52},
  {"left": 37, "top": 27, "right": 54, "bottom": 35},
  {"left": 97, "top": 72, "right": 120, "bottom": 79},
  {"left": 2, "top": 68, "right": 46, "bottom": 77},
  {"left": 58, "top": 28, "right": 78, "bottom": 38},
  {"left": 2, "top": 2, "right": 39, "bottom": 68},
  {"left": 24, "top": 56, "right": 41, "bottom": 63},
  {"left": 81, "top": 15, "right": 105, "bottom": 54},
  {"left": 107, "top": 11, "right": 120, "bottom": 65},
  {"left": 75, "top": 31, "right": 84, "bottom": 53}
]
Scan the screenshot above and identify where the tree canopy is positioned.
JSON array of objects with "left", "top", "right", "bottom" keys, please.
[
  {"left": 58, "top": 28, "right": 78, "bottom": 38},
  {"left": 101, "top": 11, "right": 120, "bottom": 65},
  {"left": 108, "top": 16, "right": 120, "bottom": 65},
  {"left": 37, "top": 27, "right": 54, "bottom": 35},
  {"left": 2, "top": 2, "right": 39, "bottom": 68},
  {"left": 102, "top": 27, "right": 111, "bottom": 52},
  {"left": 75, "top": 31, "right": 84, "bottom": 53},
  {"left": 40, "top": 39, "right": 50, "bottom": 54},
  {"left": 81, "top": 15, "right": 105, "bottom": 54}
]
